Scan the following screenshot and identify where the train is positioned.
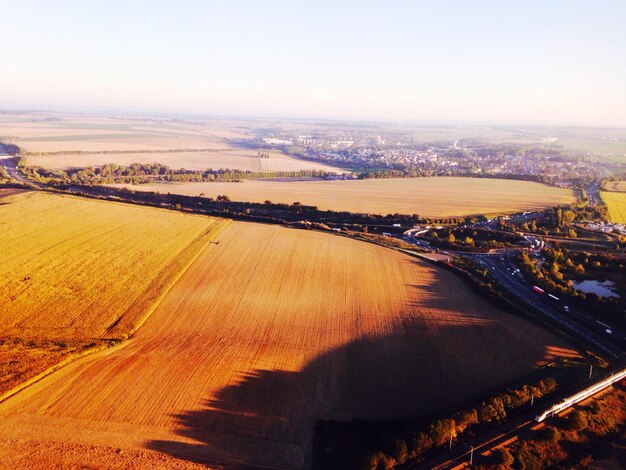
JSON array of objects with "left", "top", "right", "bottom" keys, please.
[
  {"left": 535, "top": 367, "right": 626, "bottom": 422},
  {"left": 596, "top": 320, "right": 613, "bottom": 335}
]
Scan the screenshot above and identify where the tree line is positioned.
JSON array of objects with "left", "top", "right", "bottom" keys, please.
[
  {"left": 475, "top": 384, "right": 626, "bottom": 469},
  {"left": 318, "top": 377, "right": 559, "bottom": 469},
  {"left": 20, "top": 162, "right": 337, "bottom": 185},
  {"left": 516, "top": 248, "right": 625, "bottom": 328}
]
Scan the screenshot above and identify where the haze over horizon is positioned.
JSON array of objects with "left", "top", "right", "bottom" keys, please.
[{"left": 1, "top": 1, "right": 625, "bottom": 126}]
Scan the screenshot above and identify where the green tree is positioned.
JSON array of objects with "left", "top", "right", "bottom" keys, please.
[
  {"left": 454, "top": 408, "right": 478, "bottom": 433},
  {"left": 556, "top": 207, "right": 563, "bottom": 227},
  {"left": 563, "top": 210, "right": 576, "bottom": 224},
  {"left": 364, "top": 451, "right": 388, "bottom": 470},
  {"left": 541, "top": 426, "right": 560, "bottom": 443},
  {"left": 412, "top": 431, "right": 433, "bottom": 456},
  {"left": 567, "top": 410, "right": 588, "bottom": 431},
  {"left": 429, "top": 418, "right": 456, "bottom": 447},
  {"left": 491, "top": 447, "right": 514, "bottom": 468},
  {"left": 479, "top": 397, "right": 507, "bottom": 423},
  {"left": 394, "top": 439, "right": 408, "bottom": 465}
]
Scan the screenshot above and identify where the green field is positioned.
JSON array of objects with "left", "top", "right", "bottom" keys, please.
[{"left": 601, "top": 191, "right": 626, "bottom": 223}]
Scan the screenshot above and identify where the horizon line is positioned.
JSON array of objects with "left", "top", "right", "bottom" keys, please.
[{"left": 2, "top": 106, "right": 626, "bottom": 130}]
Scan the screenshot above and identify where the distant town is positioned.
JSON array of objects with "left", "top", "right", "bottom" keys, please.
[{"left": 231, "top": 125, "right": 622, "bottom": 183}]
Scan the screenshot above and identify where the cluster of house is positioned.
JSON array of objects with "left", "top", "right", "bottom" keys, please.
[{"left": 584, "top": 221, "right": 626, "bottom": 236}]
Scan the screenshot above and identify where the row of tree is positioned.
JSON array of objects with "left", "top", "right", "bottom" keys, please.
[
  {"left": 516, "top": 249, "right": 624, "bottom": 327},
  {"left": 0, "top": 165, "right": 9, "bottom": 182},
  {"left": 476, "top": 383, "right": 626, "bottom": 469},
  {"left": 19, "top": 162, "right": 337, "bottom": 185},
  {"left": 364, "top": 378, "right": 558, "bottom": 469}
]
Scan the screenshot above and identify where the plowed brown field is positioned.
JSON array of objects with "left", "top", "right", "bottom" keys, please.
[
  {"left": 0, "top": 222, "right": 577, "bottom": 468},
  {"left": 0, "top": 191, "right": 227, "bottom": 395}
]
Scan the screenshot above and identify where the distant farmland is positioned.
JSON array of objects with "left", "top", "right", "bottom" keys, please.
[
  {"left": 605, "top": 180, "right": 626, "bottom": 192},
  {"left": 0, "top": 221, "right": 578, "bottom": 468},
  {"left": 601, "top": 191, "right": 626, "bottom": 223},
  {"left": 0, "top": 190, "right": 227, "bottom": 394},
  {"left": 0, "top": 113, "right": 340, "bottom": 172},
  {"left": 119, "top": 176, "right": 576, "bottom": 217},
  {"left": 26, "top": 148, "right": 340, "bottom": 173}
]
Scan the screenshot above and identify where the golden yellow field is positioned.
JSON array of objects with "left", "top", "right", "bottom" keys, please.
[
  {"left": 0, "top": 113, "right": 340, "bottom": 172},
  {"left": 0, "top": 221, "right": 577, "bottom": 468},
  {"left": 601, "top": 191, "right": 626, "bottom": 223},
  {"left": 120, "top": 176, "right": 576, "bottom": 217},
  {"left": 0, "top": 190, "right": 227, "bottom": 393}
]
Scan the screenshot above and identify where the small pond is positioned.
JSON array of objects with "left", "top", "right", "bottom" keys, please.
[{"left": 573, "top": 280, "right": 620, "bottom": 298}]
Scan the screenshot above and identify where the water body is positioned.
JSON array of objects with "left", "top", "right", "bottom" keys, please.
[{"left": 573, "top": 280, "right": 620, "bottom": 298}]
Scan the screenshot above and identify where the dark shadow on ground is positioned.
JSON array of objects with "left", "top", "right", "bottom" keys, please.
[
  {"left": 145, "top": 254, "right": 580, "bottom": 468},
  {"left": 145, "top": 319, "right": 566, "bottom": 468}
]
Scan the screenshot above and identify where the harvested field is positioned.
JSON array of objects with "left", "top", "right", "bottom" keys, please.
[
  {"left": 605, "top": 180, "right": 626, "bottom": 192},
  {"left": 601, "top": 191, "right": 626, "bottom": 223},
  {"left": 0, "top": 191, "right": 227, "bottom": 394},
  {"left": 0, "top": 114, "right": 341, "bottom": 172},
  {"left": 119, "top": 176, "right": 576, "bottom": 217},
  {"left": 0, "top": 440, "right": 207, "bottom": 470},
  {"left": 26, "top": 148, "right": 339, "bottom": 173},
  {"left": 0, "top": 188, "right": 23, "bottom": 199},
  {"left": 0, "top": 222, "right": 579, "bottom": 468}
]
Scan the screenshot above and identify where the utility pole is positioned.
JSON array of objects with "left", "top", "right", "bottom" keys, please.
[
  {"left": 449, "top": 434, "right": 453, "bottom": 451},
  {"left": 470, "top": 446, "right": 474, "bottom": 466},
  {"left": 589, "top": 364, "right": 593, "bottom": 379},
  {"left": 531, "top": 393, "right": 534, "bottom": 406}
]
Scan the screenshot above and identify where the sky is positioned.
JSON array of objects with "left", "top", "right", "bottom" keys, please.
[{"left": 1, "top": 1, "right": 625, "bottom": 125}]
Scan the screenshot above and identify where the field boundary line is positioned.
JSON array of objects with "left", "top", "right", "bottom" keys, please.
[
  {"left": 329, "top": 231, "right": 594, "bottom": 355},
  {"left": 0, "top": 341, "right": 127, "bottom": 405},
  {"left": 123, "top": 218, "right": 232, "bottom": 338},
  {"left": 0, "top": 217, "right": 231, "bottom": 405}
]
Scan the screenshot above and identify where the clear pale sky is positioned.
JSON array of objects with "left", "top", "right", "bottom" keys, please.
[{"left": 1, "top": 1, "right": 625, "bottom": 125}]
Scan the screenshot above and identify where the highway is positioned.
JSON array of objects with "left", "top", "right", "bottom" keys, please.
[
  {"left": 402, "top": 226, "right": 625, "bottom": 360},
  {"left": 0, "top": 155, "right": 44, "bottom": 188},
  {"left": 584, "top": 179, "right": 602, "bottom": 206},
  {"left": 466, "top": 252, "right": 624, "bottom": 359},
  {"left": 404, "top": 215, "right": 626, "bottom": 469}
]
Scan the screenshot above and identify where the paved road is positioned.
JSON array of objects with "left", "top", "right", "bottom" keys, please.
[
  {"left": 0, "top": 155, "right": 45, "bottom": 188},
  {"left": 466, "top": 252, "right": 625, "bottom": 358},
  {"left": 584, "top": 180, "right": 602, "bottom": 206},
  {"left": 400, "top": 231, "right": 626, "bottom": 357}
]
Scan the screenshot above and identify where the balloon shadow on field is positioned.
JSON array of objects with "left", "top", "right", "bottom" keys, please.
[{"left": 144, "top": 319, "right": 568, "bottom": 467}]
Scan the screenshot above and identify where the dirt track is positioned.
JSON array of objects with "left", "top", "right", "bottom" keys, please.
[{"left": 0, "top": 222, "right": 576, "bottom": 468}]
